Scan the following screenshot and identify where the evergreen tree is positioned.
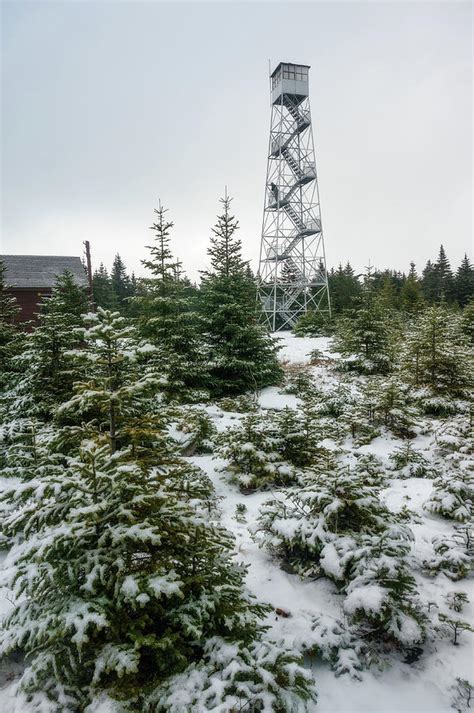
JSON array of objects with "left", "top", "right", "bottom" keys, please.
[
  {"left": 294, "top": 309, "right": 332, "bottom": 337},
  {"left": 435, "top": 245, "right": 455, "bottom": 302},
  {"left": 454, "top": 254, "right": 474, "bottom": 307},
  {"left": 421, "top": 260, "right": 438, "bottom": 303},
  {"left": 402, "top": 304, "right": 472, "bottom": 410},
  {"left": 424, "top": 458, "right": 473, "bottom": 522},
  {"left": 2, "top": 270, "right": 89, "bottom": 421},
  {"left": 389, "top": 441, "right": 433, "bottom": 479},
  {"left": 275, "top": 402, "right": 329, "bottom": 467},
  {"left": 327, "top": 263, "right": 362, "bottom": 314},
  {"left": 256, "top": 458, "right": 390, "bottom": 580},
  {"left": 332, "top": 271, "right": 397, "bottom": 374},
  {"left": 200, "top": 194, "right": 282, "bottom": 397},
  {"left": 422, "top": 246, "right": 455, "bottom": 303},
  {"left": 92, "top": 263, "right": 117, "bottom": 310},
  {"left": 216, "top": 411, "right": 296, "bottom": 491},
  {"left": 460, "top": 298, "right": 474, "bottom": 344},
  {"left": 370, "top": 376, "right": 418, "bottom": 438},
  {"left": 400, "top": 263, "right": 423, "bottom": 313},
  {"left": 0, "top": 259, "right": 21, "bottom": 389},
  {"left": 257, "top": 462, "right": 425, "bottom": 649},
  {"left": 110, "top": 253, "right": 133, "bottom": 311},
  {"left": 377, "top": 272, "right": 399, "bottom": 310},
  {"left": 134, "top": 203, "right": 210, "bottom": 403},
  {"left": 343, "top": 526, "right": 426, "bottom": 648},
  {"left": 424, "top": 524, "right": 473, "bottom": 581},
  {"left": 203, "top": 193, "right": 246, "bottom": 279},
  {"left": 0, "top": 308, "right": 316, "bottom": 711}
]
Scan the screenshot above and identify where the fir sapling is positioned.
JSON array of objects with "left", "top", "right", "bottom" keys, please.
[
  {"left": 389, "top": 441, "right": 434, "bottom": 479},
  {"left": 331, "top": 272, "right": 398, "bottom": 376},
  {"left": 445, "top": 591, "right": 469, "bottom": 613},
  {"left": 437, "top": 613, "right": 474, "bottom": 645},
  {"left": 343, "top": 525, "right": 426, "bottom": 650},
  {"left": 424, "top": 532, "right": 472, "bottom": 581},
  {"left": 401, "top": 304, "right": 473, "bottom": 416},
  {"left": 255, "top": 458, "right": 390, "bottom": 580},
  {"left": 216, "top": 411, "right": 297, "bottom": 491},
  {"left": 451, "top": 677, "right": 473, "bottom": 712},
  {"left": 424, "top": 458, "right": 473, "bottom": 522},
  {"left": 305, "top": 614, "right": 368, "bottom": 680}
]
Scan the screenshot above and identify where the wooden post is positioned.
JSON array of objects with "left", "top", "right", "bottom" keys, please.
[{"left": 83, "top": 240, "right": 95, "bottom": 309}]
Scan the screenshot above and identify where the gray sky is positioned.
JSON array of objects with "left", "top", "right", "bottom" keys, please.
[{"left": 1, "top": 1, "right": 472, "bottom": 281}]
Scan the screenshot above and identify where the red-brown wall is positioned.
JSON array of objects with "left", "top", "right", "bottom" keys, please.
[{"left": 8, "top": 288, "right": 51, "bottom": 327}]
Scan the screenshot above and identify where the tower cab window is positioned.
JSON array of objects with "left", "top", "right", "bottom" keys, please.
[{"left": 282, "top": 65, "right": 307, "bottom": 81}]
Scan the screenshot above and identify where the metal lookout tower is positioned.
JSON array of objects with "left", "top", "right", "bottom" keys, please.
[{"left": 258, "top": 62, "right": 330, "bottom": 331}]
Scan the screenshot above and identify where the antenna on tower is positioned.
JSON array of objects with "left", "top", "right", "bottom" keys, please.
[{"left": 257, "top": 61, "right": 331, "bottom": 331}]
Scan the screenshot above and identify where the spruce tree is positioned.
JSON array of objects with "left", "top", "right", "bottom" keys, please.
[
  {"left": 421, "top": 260, "right": 438, "bottom": 303},
  {"left": 454, "top": 254, "right": 474, "bottom": 307},
  {"left": 377, "top": 272, "right": 399, "bottom": 310},
  {"left": 400, "top": 262, "right": 423, "bottom": 313},
  {"left": 256, "top": 458, "right": 390, "bottom": 580},
  {"left": 0, "top": 259, "right": 21, "bottom": 389},
  {"left": 460, "top": 298, "right": 474, "bottom": 344},
  {"left": 422, "top": 247, "right": 455, "bottom": 303},
  {"left": 425, "top": 524, "right": 473, "bottom": 581},
  {"left": 370, "top": 376, "right": 418, "bottom": 438},
  {"left": 216, "top": 411, "right": 296, "bottom": 491},
  {"left": 2, "top": 270, "right": 89, "bottom": 421},
  {"left": 435, "top": 245, "right": 455, "bottom": 302},
  {"left": 332, "top": 271, "right": 397, "bottom": 374},
  {"left": 92, "top": 263, "right": 117, "bottom": 310},
  {"left": 257, "top": 463, "right": 425, "bottom": 650},
  {"left": 134, "top": 202, "right": 210, "bottom": 403},
  {"left": 0, "top": 308, "right": 316, "bottom": 711},
  {"left": 402, "top": 304, "right": 472, "bottom": 411},
  {"left": 389, "top": 441, "right": 432, "bottom": 479},
  {"left": 294, "top": 308, "right": 332, "bottom": 337},
  {"left": 110, "top": 253, "right": 133, "bottom": 311},
  {"left": 327, "top": 263, "right": 361, "bottom": 315},
  {"left": 200, "top": 194, "right": 282, "bottom": 397},
  {"left": 424, "top": 459, "right": 473, "bottom": 522},
  {"left": 343, "top": 526, "right": 426, "bottom": 648}
]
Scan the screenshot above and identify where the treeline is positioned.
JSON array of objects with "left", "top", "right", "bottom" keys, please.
[
  {"left": 328, "top": 245, "right": 473, "bottom": 315},
  {"left": 91, "top": 253, "right": 138, "bottom": 312},
  {"left": 94, "top": 239, "right": 473, "bottom": 337}
]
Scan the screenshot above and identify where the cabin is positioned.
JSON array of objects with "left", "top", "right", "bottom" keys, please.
[{"left": 1, "top": 254, "right": 88, "bottom": 325}]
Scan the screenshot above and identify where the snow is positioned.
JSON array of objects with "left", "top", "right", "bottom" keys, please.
[
  {"left": 0, "top": 332, "right": 472, "bottom": 713},
  {"left": 343, "top": 584, "right": 386, "bottom": 614},
  {"left": 258, "top": 386, "right": 300, "bottom": 410},
  {"left": 275, "top": 332, "right": 332, "bottom": 363}
]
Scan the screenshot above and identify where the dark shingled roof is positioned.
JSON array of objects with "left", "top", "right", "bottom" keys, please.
[{"left": 1, "top": 255, "right": 88, "bottom": 289}]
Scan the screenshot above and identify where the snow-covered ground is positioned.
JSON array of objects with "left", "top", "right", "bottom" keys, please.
[
  {"left": 0, "top": 333, "right": 472, "bottom": 712},
  {"left": 195, "top": 334, "right": 473, "bottom": 713},
  {"left": 196, "top": 453, "right": 473, "bottom": 712}
]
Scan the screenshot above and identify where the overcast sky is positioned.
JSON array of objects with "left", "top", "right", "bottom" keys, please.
[{"left": 1, "top": 1, "right": 472, "bottom": 281}]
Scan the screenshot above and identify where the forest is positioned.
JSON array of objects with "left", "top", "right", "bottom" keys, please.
[{"left": 0, "top": 196, "right": 473, "bottom": 712}]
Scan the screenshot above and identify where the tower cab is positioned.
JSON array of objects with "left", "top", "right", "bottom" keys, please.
[{"left": 271, "top": 62, "right": 310, "bottom": 105}]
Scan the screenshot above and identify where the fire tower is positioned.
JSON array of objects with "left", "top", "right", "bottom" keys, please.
[{"left": 258, "top": 62, "right": 330, "bottom": 331}]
